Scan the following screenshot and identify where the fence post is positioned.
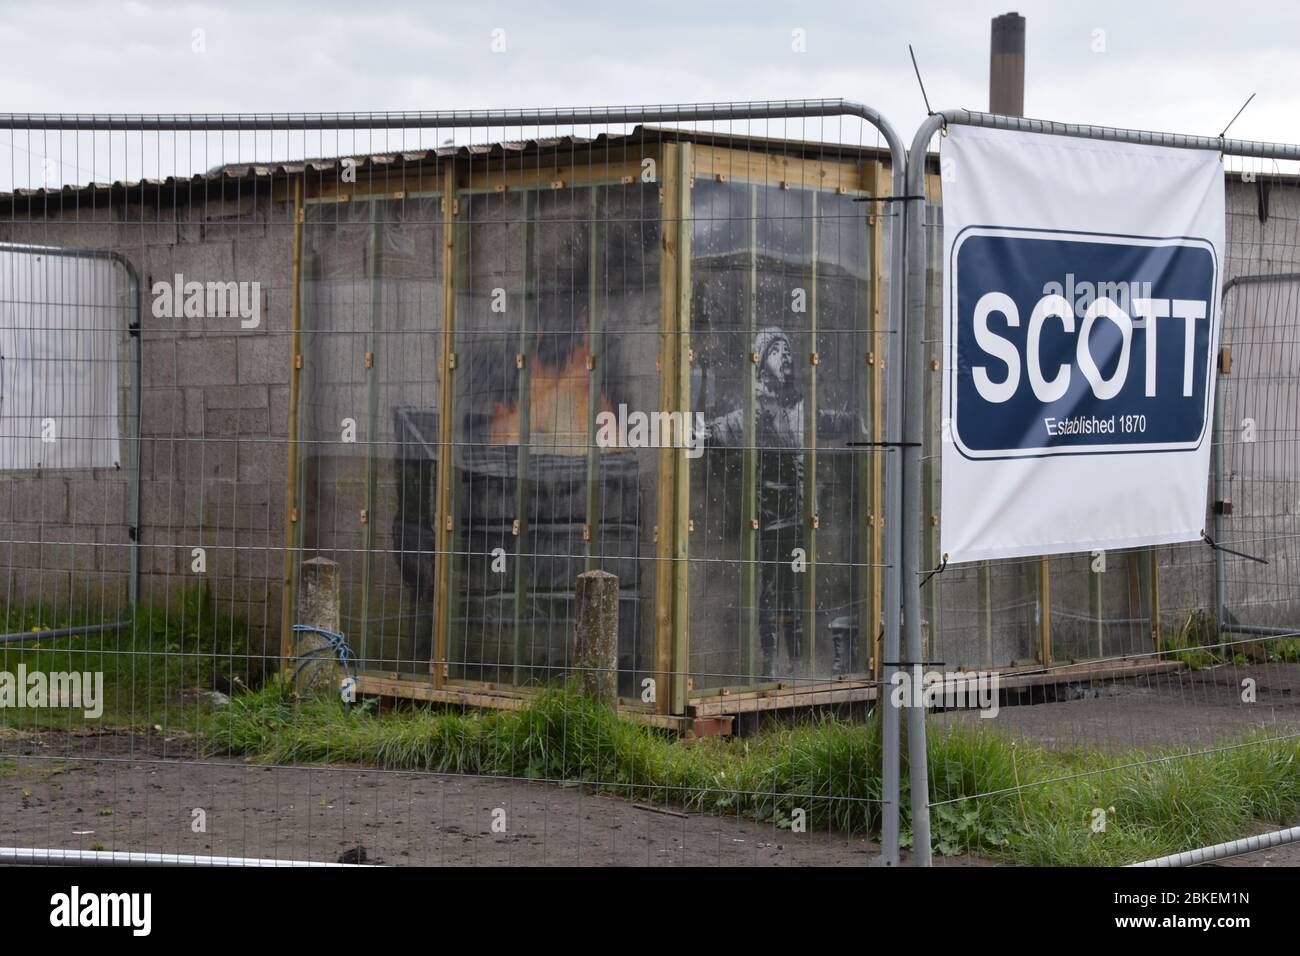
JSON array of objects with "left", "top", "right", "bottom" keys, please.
[
  {"left": 294, "top": 556, "right": 342, "bottom": 697},
  {"left": 573, "top": 570, "right": 619, "bottom": 706},
  {"left": 875, "top": 115, "right": 912, "bottom": 870},
  {"left": 900, "top": 113, "right": 947, "bottom": 866}
]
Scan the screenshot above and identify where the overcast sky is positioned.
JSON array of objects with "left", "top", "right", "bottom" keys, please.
[{"left": 2, "top": 0, "right": 1298, "bottom": 185}]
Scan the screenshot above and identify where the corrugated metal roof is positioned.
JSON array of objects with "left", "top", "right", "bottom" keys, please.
[
  {"left": 0, "top": 130, "right": 652, "bottom": 204},
  {"left": 0, "top": 126, "right": 893, "bottom": 206}
]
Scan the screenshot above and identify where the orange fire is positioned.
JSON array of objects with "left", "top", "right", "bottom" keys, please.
[{"left": 488, "top": 336, "right": 617, "bottom": 455}]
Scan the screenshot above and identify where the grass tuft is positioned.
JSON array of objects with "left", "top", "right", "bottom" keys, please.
[
  {"left": 0, "top": 585, "right": 250, "bottom": 730},
  {"left": 202, "top": 682, "right": 1300, "bottom": 866}
]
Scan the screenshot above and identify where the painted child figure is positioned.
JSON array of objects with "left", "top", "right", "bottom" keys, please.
[{"left": 703, "top": 327, "right": 860, "bottom": 677}]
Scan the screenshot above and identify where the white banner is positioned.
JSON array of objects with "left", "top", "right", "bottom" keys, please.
[
  {"left": 940, "top": 126, "right": 1224, "bottom": 563},
  {"left": 0, "top": 248, "right": 122, "bottom": 471}
]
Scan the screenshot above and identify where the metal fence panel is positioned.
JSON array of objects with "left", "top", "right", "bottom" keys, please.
[
  {"left": 0, "top": 102, "right": 911, "bottom": 867},
  {"left": 902, "top": 110, "right": 1300, "bottom": 866}
]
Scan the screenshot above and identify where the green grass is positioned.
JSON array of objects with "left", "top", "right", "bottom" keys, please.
[
  {"left": 0, "top": 585, "right": 250, "bottom": 732},
  {"left": 206, "top": 684, "right": 884, "bottom": 834},
  {"left": 202, "top": 682, "right": 1300, "bottom": 866},
  {"left": 993, "top": 733, "right": 1300, "bottom": 865},
  {"left": 7, "top": 583, "right": 1296, "bottom": 866},
  {"left": 1159, "top": 609, "right": 1225, "bottom": 668},
  {"left": 1159, "top": 608, "right": 1300, "bottom": 667},
  {"left": 922, "top": 723, "right": 1300, "bottom": 864}
]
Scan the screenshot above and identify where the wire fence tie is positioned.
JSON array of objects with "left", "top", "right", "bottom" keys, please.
[
  {"left": 918, "top": 554, "right": 948, "bottom": 589},
  {"left": 1201, "top": 531, "right": 1268, "bottom": 565}
]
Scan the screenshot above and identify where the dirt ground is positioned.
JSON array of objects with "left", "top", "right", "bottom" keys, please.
[
  {"left": 935, "top": 661, "right": 1300, "bottom": 752},
  {"left": 0, "top": 732, "right": 899, "bottom": 866},
  {"left": 2, "top": 662, "right": 1298, "bottom": 867},
  {"left": 934, "top": 660, "right": 1300, "bottom": 866}
]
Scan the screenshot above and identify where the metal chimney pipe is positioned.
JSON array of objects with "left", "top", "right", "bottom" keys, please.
[{"left": 990, "top": 12, "right": 1026, "bottom": 116}]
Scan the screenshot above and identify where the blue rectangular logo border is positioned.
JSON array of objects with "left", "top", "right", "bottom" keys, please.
[{"left": 947, "top": 225, "right": 1220, "bottom": 462}]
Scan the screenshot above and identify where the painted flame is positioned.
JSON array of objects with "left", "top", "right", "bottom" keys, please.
[{"left": 488, "top": 337, "right": 616, "bottom": 455}]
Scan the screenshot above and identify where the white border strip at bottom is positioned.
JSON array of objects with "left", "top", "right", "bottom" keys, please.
[{"left": 0, "top": 846, "right": 370, "bottom": 867}]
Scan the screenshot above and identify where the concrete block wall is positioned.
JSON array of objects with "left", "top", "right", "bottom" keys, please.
[
  {"left": 0, "top": 185, "right": 294, "bottom": 661},
  {"left": 1211, "top": 178, "right": 1300, "bottom": 630},
  {"left": 3, "top": 169, "right": 1300, "bottom": 679}
]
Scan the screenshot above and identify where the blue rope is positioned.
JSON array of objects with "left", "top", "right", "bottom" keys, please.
[{"left": 290, "top": 624, "right": 358, "bottom": 685}]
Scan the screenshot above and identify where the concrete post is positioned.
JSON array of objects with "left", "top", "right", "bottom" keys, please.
[
  {"left": 572, "top": 570, "right": 619, "bottom": 706},
  {"left": 294, "top": 556, "right": 342, "bottom": 697}
]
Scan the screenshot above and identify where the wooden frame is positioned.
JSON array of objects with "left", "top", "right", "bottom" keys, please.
[
  {"left": 511, "top": 190, "right": 536, "bottom": 686},
  {"left": 802, "top": 190, "right": 820, "bottom": 675},
  {"left": 677, "top": 143, "right": 880, "bottom": 701},
  {"left": 358, "top": 199, "right": 382, "bottom": 643},
  {"left": 1037, "top": 557, "right": 1052, "bottom": 665},
  {"left": 296, "top": 150, "right": 648, "bottom": 205},
  {"left": 432, "top": 164, "right": 459, "bottom": 688},
  {"left": 672, "top": 145, "right": 693, "bottom": 715},
  {"left": 284, "top": 132, "right": 896, "bottom": 727},
  {"left": 654, "top": 142, "right": 684, "bottom": 715},
  {"left": 741, "top": 184, "right": 760, "bottom": 680},
  {"left": 279, "top": 178, "right": 306, "bottom": 674},
  {"left": 584, "top": 186, "right": 603, "bottom": 570}
]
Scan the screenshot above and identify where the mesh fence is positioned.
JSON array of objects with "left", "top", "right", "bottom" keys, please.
[
  {"left": 914, "top": 124, "right": 1300, "bottom": 865},
  {"left": 0, "top": 104, "right": 907, "bottom": 866},
  {"left": 6, "top": 103, "right": 1300, "bottom": 868}
]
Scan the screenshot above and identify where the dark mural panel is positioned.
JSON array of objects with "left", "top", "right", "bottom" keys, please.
[
  {"left": 689, "top": 181, "right": 874, "bottom": 687},
  {"left": 446, "top": 185, "right": 660, "bottom": 690},
  {"left": 299, "top": 170, "right": 881, "bottom": 696}
]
